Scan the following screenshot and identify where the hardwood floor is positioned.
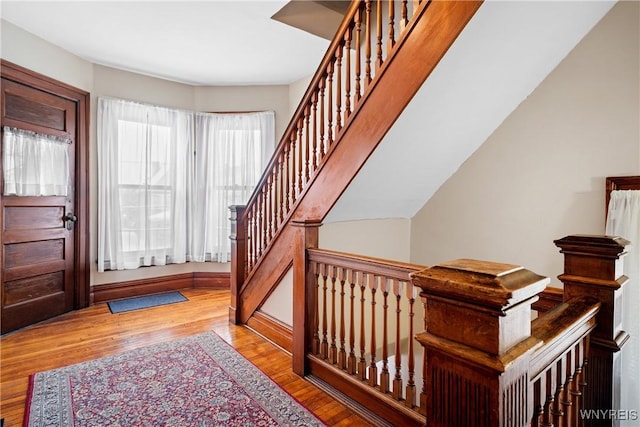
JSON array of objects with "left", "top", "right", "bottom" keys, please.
[{"left": 0, "top": 288, "right": 371, "bottom": 426}]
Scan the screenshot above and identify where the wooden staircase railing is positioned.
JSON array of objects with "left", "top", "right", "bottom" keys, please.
[
  {"left": 230, "top": 0, "right": 483, "bottom": 324},
  {"left": 292, "top": 231, "right": 631, "bottom": 426}
]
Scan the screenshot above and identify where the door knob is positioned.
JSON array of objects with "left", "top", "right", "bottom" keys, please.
[{"left": 64, "top": 212, "right": 78, "bottom": 230}]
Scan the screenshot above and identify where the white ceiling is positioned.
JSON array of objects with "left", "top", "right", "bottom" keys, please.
[{"left": 0, "top": 1, "right": 331, "bottom": 86}]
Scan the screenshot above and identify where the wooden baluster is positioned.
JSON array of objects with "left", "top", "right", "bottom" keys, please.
[
  {"left": 552, "top": 358, "right": 564, "bottom": 426},
  {"left": 289, "top": 130, "right": 297, "bottom": 204},
  {"left": 570, "top": 342, "right": 585, "bottom": 426},
  {"left": 388, "top": 0, "right": 395, "bottom": 50},
  {"left": 329, "top": 266, "right": 338, "bottom": 365},
  {"left": 304, "top": 105, "right": 311, "bottom": 183},
  {"left": 335, "top": 42, "right": 342, "bottom": 133},
  {"left": 419, "top": 292, "right": 428, "bottom": 414},
  {"left": 266, "top": 174, "right": 273, "bottom": 241},
  {"left": 321, "top": 263, "right": 329, "bottom": 360},
  {"left": 283, "top": 143, "right": 291, "bottom": 213},
  {"left": 326, "top": 62, "right": 334, "bottom": 149},
  {"left": 542, "top": 368, "right": 555, "bottom": 427},
  {"left": 392, "top": 279, "right": 403, "bottom": 400},
  {"left": 368, "top": 274, "right": 378, "bottom": 387},
  {"left": 405, "top": 284, "right": 416, "bottom": 408},
  {"left": 259, "top": 192, "right": 266, "bottom": 254},
  {"left": 401, "top": 0, "right": 409, "bottom": 31},
  {"left": 379, "top": 278, "right": 390, "bottom": 393},
  {"left": 338, "top": 267, "right": 347, "bottom": 370},
  {"left": 251, "top": 203, "right": 258, "bottom": 265},
  {"left": 365, "top": 0, "right": 372, "bottom": 86},
  {"left": 246, "top": 209, "right": 253, "bottom": 272},
  {"left": 348, "top": 270, "right": 357, "bottom": 375},
  {"left": 318, "top": 78, "right": 326, "bottom": 159},
  {"left": 311, "top": 92, "right": 318, "bottom": 172},
  {"left": 252, "top": 205, "right": 258, "bottom": 267},
  {"left": 533, "top": 378, "right": 544, "bottom": 427},
  {"left": 312, "top": 260, "right": 321, "bottom": 355},
  {"left": 358, "top": 271, "right": 367, "bottom": 380},
  {"left": 297, "top": 118, "right": 304, "bottom": 195},
  {"left": 376, "top": 0, "right": 383, "bottom": 70},
  {"left": 344, "top": 26, "right": 352, "bottom": 120},
  {"left": 562, "top": 349, "right": 576, "bottom": 427},
  {"left": 354, "top": 5, "right": 362, "bottom": 102},
  {"left": 278, "top": 153, "right": 284, "bottom": 225}
]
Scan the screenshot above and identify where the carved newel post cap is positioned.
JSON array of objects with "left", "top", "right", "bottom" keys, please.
[
  {"left": 412, "top": 259, "right": 548, "bottom": 356},
  {"left": 411, "top": 259, "right": 549, "bottom": 313},
  {"left": 554, "top": 234, "right": 630, "bottom": 258}
]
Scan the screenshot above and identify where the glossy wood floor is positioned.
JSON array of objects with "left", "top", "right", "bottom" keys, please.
[{"left": 0, "top": 288, "right": 371, "bottom": 426}]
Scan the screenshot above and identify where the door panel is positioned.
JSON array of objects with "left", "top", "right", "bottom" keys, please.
[{"left": 1, "top": 77, "right": 77, "bottom": 334}]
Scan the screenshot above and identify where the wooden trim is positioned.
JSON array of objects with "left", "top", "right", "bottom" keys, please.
[
  {"left": 532, "top": 286, "right": 564, "bottom": 314},
  {"left": 193, "top": 272, "right": 230, "bottom": 289},
  {"left": 0, "top": 59, "right": 91, "bottom": 310},
  {"left": 246, "top": 310, "right": 293, "bottom": 354},
  {"left": 309, "top": 356, "right": 425, "bottom": 427},
  {"left": 605, "top": 175, "right": 640, "bottom": 220},
  {"left": 93, "top": 272, "right": 230, "bottom": 303}
]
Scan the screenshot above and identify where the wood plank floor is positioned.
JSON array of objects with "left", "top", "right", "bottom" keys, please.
[{"left": 0, "top": 288, "right": 371, "bottom": 426}]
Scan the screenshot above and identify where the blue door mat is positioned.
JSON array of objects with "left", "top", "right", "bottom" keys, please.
[{"left": 108, "top": 291, "right": 188, "bottom": 314}]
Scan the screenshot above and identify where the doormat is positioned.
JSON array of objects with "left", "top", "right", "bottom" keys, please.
[
  {"left": 24, "top": 331, "right": 325, "bottom": 426},
  {"left": 107, "top": 291, "right": 188, "bottom": 314}
]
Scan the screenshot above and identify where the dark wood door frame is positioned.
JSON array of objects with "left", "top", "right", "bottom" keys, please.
[{"left": 1, "top": 59, "right": 91, "bottom": 310}]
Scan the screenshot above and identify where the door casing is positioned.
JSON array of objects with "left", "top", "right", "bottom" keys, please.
[{"left": 1, "top": 60, "right": 90, "bottom": 330}]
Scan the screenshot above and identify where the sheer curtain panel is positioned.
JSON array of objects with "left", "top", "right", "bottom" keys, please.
[
  {"left": 606, "top": 189, "right": 640, "bottom": 420},
  {"left": 97, "top": 98, "right": 193, "bottom": 271},
  {"left": 2, "top": 127, "right": 70, "bottom": 196},
  {"left": 190, "top": 111, "right": 274, "bottom": 262}
]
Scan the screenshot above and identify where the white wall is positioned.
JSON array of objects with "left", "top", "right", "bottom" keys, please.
[
  {"left": 320, "top": 218, "right": 412, "bottom": 263},
  {"left": 194, "top": 86, "right": 290, "bottom": 142},
  {"left": 1, "top": 21, "right": 296, "bottom": 288},
  {"left": 410, "top": 1, "right": 640, "bottom": 286}
]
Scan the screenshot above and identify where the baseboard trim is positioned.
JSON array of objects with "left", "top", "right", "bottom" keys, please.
[
  {"left": 246, "top": 311, "right": 293, "bottom": 354},
  {"left": 93, "top": 272, "right": 230, "bottom": 303}
]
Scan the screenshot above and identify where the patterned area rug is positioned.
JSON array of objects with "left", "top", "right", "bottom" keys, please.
[{"left": 24, "top": 332, "right": 325, "bottom": 426}]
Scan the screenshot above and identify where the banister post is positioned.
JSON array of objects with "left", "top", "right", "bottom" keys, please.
[
  {"left": 554, "top": 235, "right": 631, "bottom": 425},
  {"left": 412, "top": 259, "right": 549, "bottom": 427},
  {"left": 229, "top": 205, "right": 246, "bottom": 325},
  {"left": 291, "top": 219, "right": 322, "bottom": 376}
]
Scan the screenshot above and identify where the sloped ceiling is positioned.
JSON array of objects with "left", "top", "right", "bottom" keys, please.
[{"left": 325, "top": 0, "right": 616, "bottom": 223}]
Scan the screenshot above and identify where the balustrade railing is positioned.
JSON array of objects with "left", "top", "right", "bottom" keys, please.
[
  {"left": 290, "top": 228, "right": 631, "bottom": 426},
  {"left": 307, "top": 248, "right": 427, "bottom": 418},
  {"left": 242, "top": 0, "right": 426, "bottom": 280}
]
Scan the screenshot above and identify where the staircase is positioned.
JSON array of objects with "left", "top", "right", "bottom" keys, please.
[{"left": 230, "top": 0, "right": 483, "bottom": 324}]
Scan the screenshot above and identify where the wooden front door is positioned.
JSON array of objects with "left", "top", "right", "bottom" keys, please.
[{"left": 1, "top": 61, "right": 90, "bottom": 334}]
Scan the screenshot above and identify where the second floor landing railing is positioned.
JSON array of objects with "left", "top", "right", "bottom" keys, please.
[{"left": 291, "top": 227, "right": 632, "bottom": 426}]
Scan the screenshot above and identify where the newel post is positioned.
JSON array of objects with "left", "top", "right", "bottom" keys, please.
[
  {"left": 291, "top": 219, "right": 322, "bottom": 376},
  {"left": 229, "top": 205, "right": 246, "bottom": 325},
  {"left": 412, "top": 259, "right": 549, "bottom": 427},
  {"left": 554, "top": 235, "right": 631, "bottom": 422}
]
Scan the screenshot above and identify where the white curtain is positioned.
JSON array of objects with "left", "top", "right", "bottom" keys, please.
[
  {"left": 190, "top": 111, "right": 274, "bottom": 262},
  {"left": 2, "top": 127, "right": 70, "bottom": 196},
  {"left": 606, "top": 189, "right": 640, "bottom": 420},
  {"left": 97, "top": 98, "right": 193, "bottom": 271}
]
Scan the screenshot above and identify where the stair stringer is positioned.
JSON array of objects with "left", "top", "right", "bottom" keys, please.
[{"left": 237, "top": 0, "right": 483, "bottom": 324}]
